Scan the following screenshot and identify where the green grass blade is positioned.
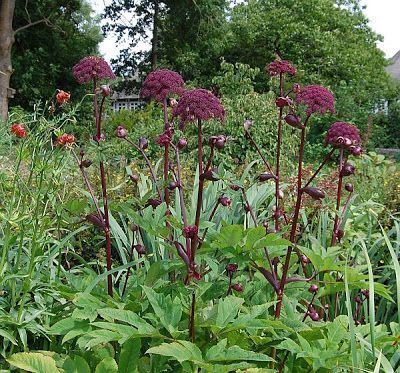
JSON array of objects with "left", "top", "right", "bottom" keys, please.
[
  {"left": 360, "top": 240, "right": 375, "bottom": 360},
  {"left": 344, "top": 254, "right": 358, "bottom": 369},
  {"left": 379, "top": 223, "right": 400, "bottom": 325}
]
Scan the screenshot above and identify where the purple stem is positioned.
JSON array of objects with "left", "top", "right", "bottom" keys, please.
[
  {"left": 331, "top": 148, "right": 345, "bottom": 246},
  {"left": 275, "top": 115, "right": 310, "bottom": 318}
]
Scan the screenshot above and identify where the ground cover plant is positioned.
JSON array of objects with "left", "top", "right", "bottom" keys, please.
[{"left": 0, "top": 56, "right": 399, "bottom": 372}]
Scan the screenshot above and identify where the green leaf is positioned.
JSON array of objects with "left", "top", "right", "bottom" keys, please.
[
  {"left": 119, "top": 338, "right": 141, "bottom": 373},
  {"left": 61, "top": 355, "right": 91, "bottom": 373},
  {"left": 142, "top": 286, "right": 182, "bottom": 337},
  {"left": 146, "top": 340, "right": 203, "bottom": 364},
  {"left": 98, "top": 308, "right": 157, "bottom": 335},
  {"left": 216, "top": 296, "right": 244, "bottom": 328},
  {"left": 213, "top": 225, "right": 244, "bottom": 249},
  {"left": 95, "top": 357, "right": 118, "bottom": 373},
  {"left": 7, "top": 352, "right": 59, "bottom": 373},
  {"left": 206, "top": 339, "right": 274, "bottom": 362}
]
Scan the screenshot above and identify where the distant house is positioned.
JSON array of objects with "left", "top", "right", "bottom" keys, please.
[
  {"left": 386, "top": 50, "right": 400, "bottom": 81},
  {"left": 110, "top": 89, "right": 145, "bottom": 112}
]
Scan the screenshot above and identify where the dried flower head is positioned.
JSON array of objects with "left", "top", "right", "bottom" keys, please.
[
  {"left": 296, "top": 85, "right": 335, "bottom": 116},
  {"left": 116, "top": 125, "right": 128, "bottom": 139},
  {"left": 10, "top": 123, "right": 27, "bottom": 138},
  {"left": 56, "top": 133, "right": 75, "bottom": 146},
  {"left": 72, "top": 56, "right": 115, "bottom": 84},
  {"left": 141, "top": 69, "right": 185, "bottom": 102},
  {"left": 325, "top": 122, "right": 361, "bottom": 148},
  {"left": 267, "top": 60, "right": 297, "bottom": 77},
  {"left": 56, "top": 90, "right": 70, "bottom": 105},
  {"left": 173, "top": 88, "right": 225, "bottom": 126}
]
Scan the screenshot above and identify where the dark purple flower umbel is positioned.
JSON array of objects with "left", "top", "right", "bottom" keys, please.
[
  {"left": 140, "top": 69, "right": 185, "bottom": 102},
  {"left": 156, "top": 128, "right": 173, "bottom": 147},
  {"left": 296, "top": 85, "right": 335, "bottom": 117},
  {"left": 325, "top": 122, "right": 361, "bottom": 148},
  {"left": 73, "top": 56, "right": 115, "bottom": 84},
  {"left": 267, "top": 60, "right": 297, "bottom": 77},
  {"left": 173, "top": 88, "right": 225, "bottom": 126}
]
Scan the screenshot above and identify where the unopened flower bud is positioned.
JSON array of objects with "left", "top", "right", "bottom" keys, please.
[
  {"left": 344, "top": 138, "right": 352, "bottom": 147},
  {"left": 169, "top": 98, "right": 178, "bottom": 107},
  {"left": 177, "top": 138, "right": 187, "bottom": 149},
  {"left": 361, "top": 289, "right": 369, "bottom": 298},
  {"left": 232, "top": 283, "right": 243, "bottom": 292},
  {"left": 258, "top": 173, "right": 275, "bottom": 182},
  {"left": 131, "top": 223, "right": 139, "bottom": 232},
  {"left": 278, "top": 190, "right": 284, "bottom": 199},
  {"left": 226, "top": 263, "right": 238, "bottom": 273},
  {"left": 355, "top": 296, "right": 363, "bottom": 304},
  {"left": 139, "top": 137, "right": 148, "bottom": 150},
  {"left": 275, "top": 97, "right": 289, "bottom": 108},
  {"left": 146, "top": 198, "right": 162, "bottom": 208},
  {"left": 345, "top": 183, "right": 353, "bottom": 192},
  {"left": 116, "top": 125, "right": 128, "bottom": 138},
  {"left": 100, "top": 85, "right": 110, "bottom": 97},
  {"left": 272, "top": 257, "right": 280, "bottom": 266},
  {"left": 284, "top": 114, "right": 302, "bottom": 128},
  {"left": 201, "top": 167, "right": 218, "bottom": 181},
  {"left": 81, "top": 159, "right": 92, "bottom": 168},
  {"left": 130, "top": 174, "right": 139, "bottom": 183},
  {"left": 341, "top": 163, "right": 355, "bottom": 177},
  {"left": 230, "top": 184, "right": 240, "bottom": 191},
  {"left": 301, "top": 255, "right": 311, "bottom": 264},
  {"left": 309, "top": 311, "right": 319, "bottom": 321},
  {"left": 86, "top": 213, "right": 105, "bottom": 230},
  {"left": 308, "top": 284, "right": 319, "bottom": 293},
  {"left": 351, "top": 146, "right": 362, "bottom": 156},
  {"left": 243, "top": 118, "right": 253, "bottom": 131},
  {"left": 219, "top": 196, "right": 232, "bottom": 207},
  {"left": 168, "top": 181, "right": 180, "bottom": 190},
  {"left": 215, "top": 135, "right": 226, "bottom": 149},
  {"left": 302, "top": 186, "right": 325, "bottom": 200},
  {"left": 336, "top": 229, "right": 344, "bottom": 240},
  {"left": 293, "top": 83, "right": 301, "bottom": 94},
  {"left": 134, "top": 244, "right": 146, "bottom": 255}
]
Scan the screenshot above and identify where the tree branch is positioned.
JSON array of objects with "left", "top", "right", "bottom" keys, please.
[{"left": 14, "top": 18, "right": 49, "bottom": 34}]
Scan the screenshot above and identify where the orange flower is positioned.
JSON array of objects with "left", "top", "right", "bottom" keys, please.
[
  {"left": 56, "top": 133, "right": 75, "bottom": 146},
  {"left": 10, "top": 123, "right": 27, "bottom": 138},
  {"left": 56, "top": 90, "right": 71, "bottom": 105}
]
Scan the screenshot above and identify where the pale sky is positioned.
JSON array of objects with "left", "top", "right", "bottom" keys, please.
[{"left": 92, "top": 0, "right": 400, "bottom": 61}]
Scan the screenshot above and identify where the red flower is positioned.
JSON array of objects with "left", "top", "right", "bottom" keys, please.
[
  {"left": 141, "top": 69, "right": 185, "bottom": 102},
  {"left": 267, "top": 60, "right": 297, "bottom": 77},
  {"left": 56, "top": 133, "right": 75, "bottom": 146},
  {"left": 73, "top": 56, "right": 115, "bottom": 84},
  {"left": 296, "top": 85, "right": 335, "bottom": 116},
  {"left": 10, "top": 123, "right": 27, "bottom": 138},
  {"left": 56, "top": 90, "right": 70, "bottom": 105},
  {"left": 173, "top": 88, "right": 225, "bottom": 126}
]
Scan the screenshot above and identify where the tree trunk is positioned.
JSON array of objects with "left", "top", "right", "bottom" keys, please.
[
  {"left": 0, "top": 0, "right": 15, "bottom": 122},
  {"left": 151, "top": 0, "right": 158, "bottom": 69}
]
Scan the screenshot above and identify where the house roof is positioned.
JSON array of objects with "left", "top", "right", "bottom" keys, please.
[{"left": 386, "top": 50, "right": 400, "bottom": 80}]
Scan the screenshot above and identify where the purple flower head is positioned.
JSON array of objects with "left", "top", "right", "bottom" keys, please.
[
  {"left": 296, "top": 85, "right": 335, "bottom": 116},
  {"left": 325, "top": 122, "right": 361, "bottom": 148},
  {"left": 156, "top": 128, "right": 173, "bottom": 147},
  {"left": 173, "top": 88, "right": 225, "bottom": 127},
  {"left": 140, "top": 69, "right": 185, "bottom": 102},
  {"left": 183, "top": 225, "right": 198, "bottom": 239},
  {"left": 267, "top": 60, "right": 297, "bottom": 77},
  {"left": 73, "top": 56, "right": 115, "bottom": 84}
]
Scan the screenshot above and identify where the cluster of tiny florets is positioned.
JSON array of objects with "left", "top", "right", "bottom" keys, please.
[
  {"left": 156, "top": 128, "right": 173, "bottom": 147},
  {"left": 296, "top": 85, "right": 335, "bottom": 116},
  {"left": 72, "top": 56, "right": 115, "bottom": 84},
  {"left": 11, "top": 123, "right": 27, "bottom": 138},
  {"left": 325, "top": 122, "right": 361, "bottom": 147},
  {"left": 267, "top": 60, "right": 297, "bottom": 77},
  {"left": 141, "top": 69, "right": 185, "bottom": 102},
  {"left": 173, "top": 88, "right": 225, "bottom": 125}
]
